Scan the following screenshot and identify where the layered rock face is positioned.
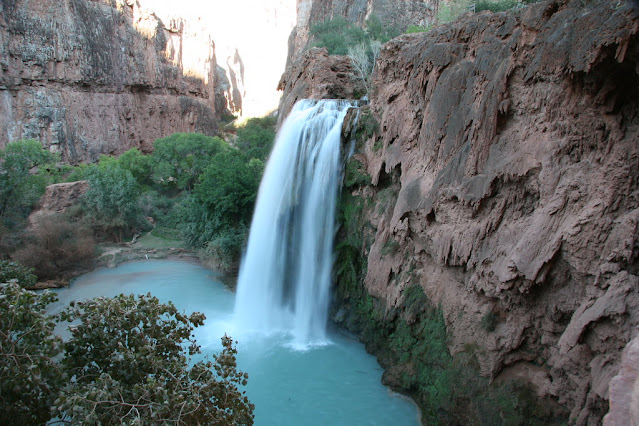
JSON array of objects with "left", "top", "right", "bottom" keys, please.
[
  {"left": 0, "top": 0, "right": 225, "bottom": 163},
  {"left": 366, "top": 0, "right": 639, "bottom": 422},
  {"left": 282, "top": 0, "right": 639, "bottom": 423}
]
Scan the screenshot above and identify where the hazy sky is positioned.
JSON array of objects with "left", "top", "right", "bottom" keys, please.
[{"left": 138, "top": 0, "right": 297, "bottom": 117}]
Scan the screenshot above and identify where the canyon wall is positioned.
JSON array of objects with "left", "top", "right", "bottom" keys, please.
[
  {"left": 0, "top": 0, "right": 231, "bottom": 163},
  {"left": 280, "top": 0, "right": 639, "bottom": 423}
]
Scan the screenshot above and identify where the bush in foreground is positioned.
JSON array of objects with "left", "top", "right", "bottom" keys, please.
[{"left": 0, "top": 282, "right": 254, "bottom": 425}]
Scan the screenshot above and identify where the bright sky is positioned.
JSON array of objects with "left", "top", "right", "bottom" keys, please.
[{"left": 137, "top": 0, "right": 297, "bottom": 117}]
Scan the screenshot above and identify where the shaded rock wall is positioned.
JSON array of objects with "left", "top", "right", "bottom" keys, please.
[
  {"left": 0, "top": 0, "right": 225, "bottom": 163},
  {"left": 363, "top": 0, "right": 639, "bottom": 422},
  {"left": 280, "top": 0, "right": 639, "bottom": 423},
  {"left": 604, "top": 335, "right": 639, "bottom": 425}
]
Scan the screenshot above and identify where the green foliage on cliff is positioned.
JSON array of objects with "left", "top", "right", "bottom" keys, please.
[
  {"left": 310, "top": 15, "right": 399, "bottom": 56},
  {"left": 0, "top": 282, "right": 253, "bottom": 425},
  {"left": 311, "top": 15, "right": 397, "bottom": 95},
  {"left": 406, "top": 24, "right": 431, "bottom": 33},
  {"left": 335, "top": 157, "right": 373, "bottom": 301},
  {"left": 310, "top": 17, "right": 368, "bottom": 55},
  {"left": 438, "top": 0, "right": 541, "bottom": 23},
  {"left": 475, "top": 0, "right": 522, "bottom": 12}
]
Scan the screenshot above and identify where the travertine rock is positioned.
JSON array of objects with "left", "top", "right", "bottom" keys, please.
[
  {"left": 281, "top": 0, "right": 639, "bottom": 423},
  {"left": 0, "top": 0, "right": 224, "bottom": 163},
  {"left": 604, "top": 335, "right": 639, "bottom": 426},
  {"left": 28, "top": 181, "right": 89, "bottom": 225},
  {"left": 277, "top": 47, "right": 365, "bottom": 123}
]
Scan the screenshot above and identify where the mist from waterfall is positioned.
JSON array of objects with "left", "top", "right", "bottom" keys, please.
[{"left": 234, "top": 99, "right": 355, "bottom": 347}]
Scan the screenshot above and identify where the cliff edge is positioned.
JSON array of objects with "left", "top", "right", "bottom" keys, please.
[{"left": 0, "top": 0, "right": 227, "bottom": 163}]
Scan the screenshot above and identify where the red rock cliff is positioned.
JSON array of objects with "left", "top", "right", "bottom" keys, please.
[
  {"left": 280, "top": 0, "right": 639, "bottom": 422},
  {"left": 0, "top": 0, "right": 227, "bottom": 163}
]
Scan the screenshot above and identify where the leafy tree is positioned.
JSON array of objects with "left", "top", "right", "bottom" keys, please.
[
  {"left": 82, "top": 162, "right": 143, "bottom": 241},
  {"left": 152, "top": 133, "right": 227, "bottom": 191},
  {"left": 0, "top": 140, "right": 57, "bottom": 226},
  {"left": 99, "top": 148, "right": 153, "bottom": 188},
  {"left": 235, "top": 116, "right": 277, "bottom": 161},
  {"left": 58, "top": 293, "right": 254, "bottom": 424},
  {"left": 0, "top": 282, "right": 63, "bottom": 424},
  {"left": 64, "top": 163, "right": 93, "bottom": 182},
  {"left": 186, "top": 151, "right": 263, "bottom": 247},
  {"left": 0, "top": 283, "right": 254, "bottom": 425},
  {"left": 0, "top": 259, "right": 37, "bottom": 288}
]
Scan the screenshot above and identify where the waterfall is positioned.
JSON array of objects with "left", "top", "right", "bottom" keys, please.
[{"left": 234, "top": 99, "right": 355, "bottom": 347}]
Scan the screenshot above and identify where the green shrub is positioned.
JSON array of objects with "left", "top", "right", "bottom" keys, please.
[
  {"left": 82, "top": 162, "right": 143, "bottom": 241},
  {"left": 235, "top": 116, "right": 277, "bottom": 161},
  {"left": 406, "top": 24, "right": 431, "bottom": 33},
  {"left": 0, "top": 260, "right": 37, "bottom": 287},
  {"left": 151, "top": 133, "right": 227, "bottom": 191},
  {"left": 343, "top": 158, "right": 372, "bottom": 188},
  {"left": 0, "top": 283, "right": 254, "bottom": 424},
  {"left": 64, "top": 163, "right": 92, "bottom": 182},
  {"left": 364, "top": 15, "right": 400, "bottom": 43},
  {"left": 475, "top": 0, "right": 521, "bottom": 12},
  {"left": 310, "top": 17, "right": 367, "bottom": 55},
  {"left": 437, "top": 0, "right": 473, "bottom": 23}
]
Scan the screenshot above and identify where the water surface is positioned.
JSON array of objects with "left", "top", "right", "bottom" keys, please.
[{"left": 51, "top": 260, "right": 419, "bottom": 426}]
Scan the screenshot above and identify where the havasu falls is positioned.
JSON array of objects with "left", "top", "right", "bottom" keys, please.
[
  {"left": 47, "top": 99, "right": 419, "bottom": 425},
  {"left": 235, "top": 99, "right": 354, "bottom": 346}
]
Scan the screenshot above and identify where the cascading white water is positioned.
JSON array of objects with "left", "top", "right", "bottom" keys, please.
[{"left": 234, "top": 99, "right": 355, "bottom": 347}]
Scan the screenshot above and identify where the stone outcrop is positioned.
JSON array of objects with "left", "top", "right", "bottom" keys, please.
[
  {"left": 27, "top": 180, "right": 89, "bottom": 226},
  {"left": 604, "top": 335, "right": 639, "bottom": 425},
  {"left": 277, "top": 47, "right": 365, "bottom": 124},
  {"left": 281, "top": 0, "right": 639, "bottom": 423},
  {"left": 0, "top": 0, "right": 226, "bottom": 163}
]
